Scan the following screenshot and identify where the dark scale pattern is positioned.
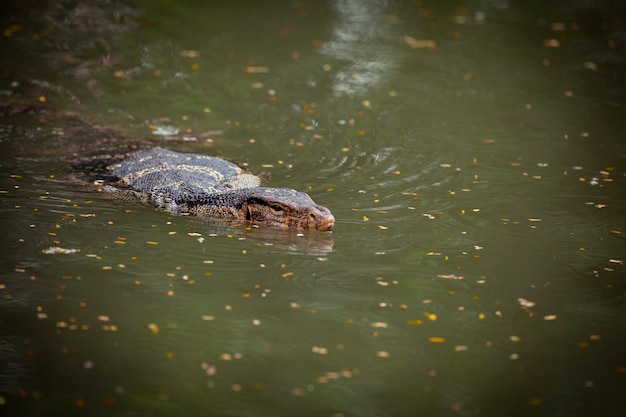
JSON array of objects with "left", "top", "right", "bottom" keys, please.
[
  {"left": 109, "top": 147, "right": 256, "bottom": 199},
  {"left": 106, "top": 147, "right": 335, "bottom": 231}
]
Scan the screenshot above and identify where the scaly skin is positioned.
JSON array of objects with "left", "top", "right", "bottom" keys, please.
[
  {"left": 109, "top": 148, "right": 335, "bottom": 231},
  {"left": 181, "top": 187, "right": 335, "bottom": 232}
]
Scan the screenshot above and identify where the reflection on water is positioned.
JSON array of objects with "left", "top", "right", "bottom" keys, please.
[
  {"left": 319, "top": 0, "right": 403, "bottom": 96},
  {"left": 1, "top": 1, "right": 626, "bottom": 416}
]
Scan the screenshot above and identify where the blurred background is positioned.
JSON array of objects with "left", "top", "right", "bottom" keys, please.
[{"left": 0, "top": 1, "right": 625, "bottom": 416}]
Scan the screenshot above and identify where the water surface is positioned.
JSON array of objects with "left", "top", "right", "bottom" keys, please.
[{"left": 1, "top": 1, "right": 625, "bottom": 416}]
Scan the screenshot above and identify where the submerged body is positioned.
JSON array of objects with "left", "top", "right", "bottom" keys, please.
[{"left": 107, "top": 147, "right": 334, "bottom": 231}]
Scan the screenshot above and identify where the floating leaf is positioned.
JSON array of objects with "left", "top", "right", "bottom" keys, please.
[{"left": 42, "top": 247, "right": 80, "bottom": 255}]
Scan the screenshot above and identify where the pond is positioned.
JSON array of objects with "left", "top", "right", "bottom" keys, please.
[{"left": 1, "top": 1, "right": 625, "bottom": 416}]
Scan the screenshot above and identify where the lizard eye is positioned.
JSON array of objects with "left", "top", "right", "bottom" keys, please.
[{"left": 271, "top": 204, "right": 284, "bottom": 213}]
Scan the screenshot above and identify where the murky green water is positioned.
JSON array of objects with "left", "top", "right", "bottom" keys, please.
[{"left": 1, "top": 1, "right": 625, "bottom": 416}]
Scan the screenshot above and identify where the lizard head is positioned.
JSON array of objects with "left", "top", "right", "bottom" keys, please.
[{"left": 243, "top": 187, "right": 335, "bottom": 231}]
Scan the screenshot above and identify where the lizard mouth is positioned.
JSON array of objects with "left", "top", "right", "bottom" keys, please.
[
  {"left": 307, "top": 208, "right": 335, "bottom": 232},
  {"left": 317, "top": 215, "right": 335, "bottom": 231}
]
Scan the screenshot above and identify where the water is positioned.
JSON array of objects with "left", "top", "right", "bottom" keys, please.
[{"left": 1, "top": 1, "right": 625, "bottom": 416}]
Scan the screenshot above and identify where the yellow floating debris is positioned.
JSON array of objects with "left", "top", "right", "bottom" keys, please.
[
  {"left": 404, "top": 36, "right": 437, "bottom": 49},
  {"left": 543, "top": 39, "right": 560, "bottom": 47},
  {"left": 312, "top": 346, "right": 328, "bottom": 354},
  {"left": 244, "top": 66, "right": 270, "bottom": 74},
  {"left": 437, "top": 274, "right": 458, "bottom": 279},
  {"left": 425, "top": 313, "right": 437, "bottom": 321}
]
